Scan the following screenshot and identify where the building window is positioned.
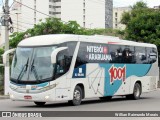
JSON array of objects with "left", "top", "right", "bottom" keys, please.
[
  {"left": 115, "top": 12, "right": 117, "bottom": 17},
  {"left": 83, "top": 22, "right": 85, "bottom": 28},
  {"left": 115, "top": 24, "right": 118, "bottom": 28},
  {"left": 54, "top": 0, "right": 61, "bottom": 2},
  {"left": 49, "top": 11, "right": 52, "bottom": 14},
  {"left": 83, "top": 3, "right": 85, "bottom": 8},
  {"left": 83, "top": 9, "right": 85, "bottom": 14},
  {"left": 115, "top": 18, "right": 117, "bottom": 23},
  {"left": 34, "top": 5, "right": 36, "bottom": 10},
  {"left": 53, "top": 6, "right": 61, "bottom": 8},
  {"left": 83, "top": 15, "right": 85, "bottom": 21}
]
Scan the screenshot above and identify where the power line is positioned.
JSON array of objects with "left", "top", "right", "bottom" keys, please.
[
  {"left": 14, "top": 1, "right": 51, "bottom": 17},
  {"left": 12, "top": 19, "right": 34, "bottom": 25},
  {"left": 14, "top": 1, "right": 69, "bottom": 24},
  {"left": 10, "top": 13, "right": 35, "bottom": 22},
  {"left": 9, "top": 1, "right": 15, "bottom": 9},
  {"left": 12, "top": 23, "right": 31, "bottom": 29},
  {"left": 12, "top": 27, "right": 26, "bottom": 32}
]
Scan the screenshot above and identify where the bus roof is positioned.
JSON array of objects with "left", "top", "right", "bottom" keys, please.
[{"left": 18, "top": 34, "right": 156, "bottom": 48}]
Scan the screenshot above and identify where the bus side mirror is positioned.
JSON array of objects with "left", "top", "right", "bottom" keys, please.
[
  {"left": 51, "top": 47, "right": 68, "bottom": 64},
  {"left": 2, "top": 48, "right": 16, "bottom": 65}
]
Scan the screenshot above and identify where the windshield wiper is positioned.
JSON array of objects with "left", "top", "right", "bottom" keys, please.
[
  {"left": 31, "top": 59, "right": 39, "bottom": 81},
  {"left": 17, "top": 58, "right": 29, "bottom": 82}
]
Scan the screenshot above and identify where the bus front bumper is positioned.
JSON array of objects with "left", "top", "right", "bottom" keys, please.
[{"left": 9, "top": 89, "right": 55, "bottom": 102}]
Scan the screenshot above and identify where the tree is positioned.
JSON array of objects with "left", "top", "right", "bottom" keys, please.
[
  {"left": 8, "top": 17, "right": 124, "bottom": 48},
  {"left": 121, "top": 1, "right": 160, "bottom": 45}
]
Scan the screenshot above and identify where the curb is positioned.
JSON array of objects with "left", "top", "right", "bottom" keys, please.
[{"left": 0, "top": 96, "right": 10, "bottom": 99}]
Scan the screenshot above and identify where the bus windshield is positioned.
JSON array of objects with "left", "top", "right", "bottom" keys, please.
[{"left": 11, "top": 46, "right": 57, "bottom": 84}]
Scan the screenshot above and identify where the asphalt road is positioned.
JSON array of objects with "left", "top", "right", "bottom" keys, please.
[{"left": 0, "top": 90, "right": 160, "bottom": 120}]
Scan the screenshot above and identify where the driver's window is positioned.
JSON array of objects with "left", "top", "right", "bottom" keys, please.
[
  {"left": 55, "top": 50, "right": 69, "bottom": 78},
  {"left": 56, "top": 52, "right": 66, "bottom": 74}
]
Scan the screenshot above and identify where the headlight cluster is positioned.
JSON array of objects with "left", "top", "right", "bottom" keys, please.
[{"left": 39, "top": 84, "right": 57, "bottom": 91}]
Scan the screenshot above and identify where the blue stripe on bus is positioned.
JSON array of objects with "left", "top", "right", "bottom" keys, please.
[
  {"left": 99, "top": 64, "right": 152, "bottom": 96},
  {"left": 10, "top": 81, "right": 49, "bottom": 88}
]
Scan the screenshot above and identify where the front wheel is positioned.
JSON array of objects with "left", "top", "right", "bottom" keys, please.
[
  {"left": 68, "top": 86, "right": 82, "bottom": 106},
  {"left": 34, "top": 102, "right": 46, "bottom": 106},
  {"left": 126, "top": 83, "right": 141, "bottom": 100}
]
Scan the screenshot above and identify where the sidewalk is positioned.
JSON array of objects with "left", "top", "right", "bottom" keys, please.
[{"left": 0, "top": 95, "right": 10, "bottom": 99}]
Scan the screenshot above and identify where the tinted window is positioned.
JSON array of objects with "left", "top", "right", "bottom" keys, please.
[
  {"left": 135, "top": 47, "right": 147, "bottom": 64},
  {"left": 109, "top": 45, "right": 123, "bottom": 63},
  {"left": 109, "top": 45, "right": 135, "bottom": 63},
  {"left": 55, "top": 42, "right": 77, "bottom": 78},
  {"left": 147, "top": 47, "right": 157, "bottom": 64},
  {"left": 75, "top": 42, "right": 111, "bottom": 68},
  {"left": 122, "top": 46, "right": 135, "bottom": 63}
]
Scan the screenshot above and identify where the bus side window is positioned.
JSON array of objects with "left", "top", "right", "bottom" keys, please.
[
  {"left": 109, "top": 45, "right": 123, "bottom": 63},
  {"left": 147, "top": 47, "right": 157, "bottom": 64},
  {"left": 135, "top": 47, "right": 147, "bottom": 64},
  {"left": 122, "top": 46, "right": 135, "bottom": 64},
  {"left": 75, "top": 42, "right": 88, "bottom": 68},
  {"left": 55, "top": 50, "right": 71, "bottom": 78}
]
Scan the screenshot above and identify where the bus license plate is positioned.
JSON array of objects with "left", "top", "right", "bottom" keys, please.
[{"left": 24, "top": 95, "right": 32, "bottom": 99}]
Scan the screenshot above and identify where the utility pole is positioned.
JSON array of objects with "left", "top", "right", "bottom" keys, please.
[{"left": 1, "top": 0, "right": 10, "bottom": 95}]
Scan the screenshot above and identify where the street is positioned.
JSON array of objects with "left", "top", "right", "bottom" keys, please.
[
  {"left": 0, "top": 90, "right": 160, "bottom": 120},
  {"left": 0, "top": 90, "right": 160, "bottom": 111}
]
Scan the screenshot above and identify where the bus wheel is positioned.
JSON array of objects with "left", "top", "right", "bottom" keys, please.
[
  {"left": 34, "top": 102, "right": 46, "bottom": 106},
  {"left": 126, "top": 83, "right": 141, "bottom": 100},
  {"left": 99, "top": 96, "right": 112, "bottom": 101},
  {"left": 68, "top": 86, "right": 82, "bottom": 106}
]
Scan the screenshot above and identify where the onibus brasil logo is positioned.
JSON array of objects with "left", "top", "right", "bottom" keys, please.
[{"left": 109, "top": 65, "right": 126, "bottom": 84}]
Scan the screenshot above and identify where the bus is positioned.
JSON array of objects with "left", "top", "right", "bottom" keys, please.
[{"left": 3, "top": 34, "right": 159, "bottom": 106}]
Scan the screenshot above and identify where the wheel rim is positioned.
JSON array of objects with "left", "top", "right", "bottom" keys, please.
[
  {"left": 134, "top": 85, "right": 140, "bottom": 97},
  {"left": 74, "top": 90, "right": 81, "bottom": 101}
]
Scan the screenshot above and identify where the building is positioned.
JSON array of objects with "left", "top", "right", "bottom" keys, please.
[
  {"left": 154, "top": 5, "right": 160, "bottom": 9},
  {"left": 10, "top": 0, "right": 113, "bottom": 32},
  {"left": 113, "top": 7, "right": 131, "bottom": 30}
]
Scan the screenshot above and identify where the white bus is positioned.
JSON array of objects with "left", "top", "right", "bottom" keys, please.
[{"left": 3, "top": 34, "right": 159, "bottom": 106}]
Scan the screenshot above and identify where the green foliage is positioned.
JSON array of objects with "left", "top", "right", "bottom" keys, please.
[
  {"left": 132, "top": 1, "right": 148, "bottom": 9},
  {"left": 0, "top": 48, "right": 4, "bottom": 63},
  {"left": 121, "top": 1, "right": 160, "bottom": 45},
  {"left": 0, "top": 48, "right": 4, "bottom": 56},
  {"left": 10, "top": 32, "right": 26, "bottom": 48}
]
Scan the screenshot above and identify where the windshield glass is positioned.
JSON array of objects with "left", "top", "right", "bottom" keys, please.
[
  {"left": 29, "top": 46, "right": 56, "bottom": 81},
  {"left": 11, "top": 46, "right": 57, "bottom": 83},
  {"left": 11, "top": 48, "right": 32, "bottom": 81}
]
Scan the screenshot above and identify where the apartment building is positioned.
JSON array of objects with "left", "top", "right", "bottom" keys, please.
[
  {"left": 154, "top": 5, "right": 160, "bottom": 9},
  {"left": 113, "top": 7, "right": 131, "bottom": 30},
  {"left": 10, "top": 0, "right": 113, "bottom": 32}
]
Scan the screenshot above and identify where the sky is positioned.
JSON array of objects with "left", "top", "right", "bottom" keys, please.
[
  {"left": 0, "top": 0, "right": 160, "bottom": 8},
  {"left": 113, "top": 0, "right": 160, "bottom": 7}
]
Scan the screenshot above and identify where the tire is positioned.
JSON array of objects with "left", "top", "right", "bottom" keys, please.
[
  {"left": 126, "top": 83, "right": 141, "bottom": 100},
  {"left": 99, "top": 96, "right": 112, "bottom": 101},
  {"left": 68, "top": 86, "right": 83, "bottom": 106},
  {"left": 34, "top": 102, "right": 46, "bottom": 106}
]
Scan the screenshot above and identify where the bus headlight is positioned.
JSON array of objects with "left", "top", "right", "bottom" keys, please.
[
  {"left": 40, "top": 83, "right": 58, "bottom": 91},
  {"left": 10, "top": 94, "right": 14, "bottom": 99},
  {"left": 45, "top": 95, "right": 50, "bottom": 99}
]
